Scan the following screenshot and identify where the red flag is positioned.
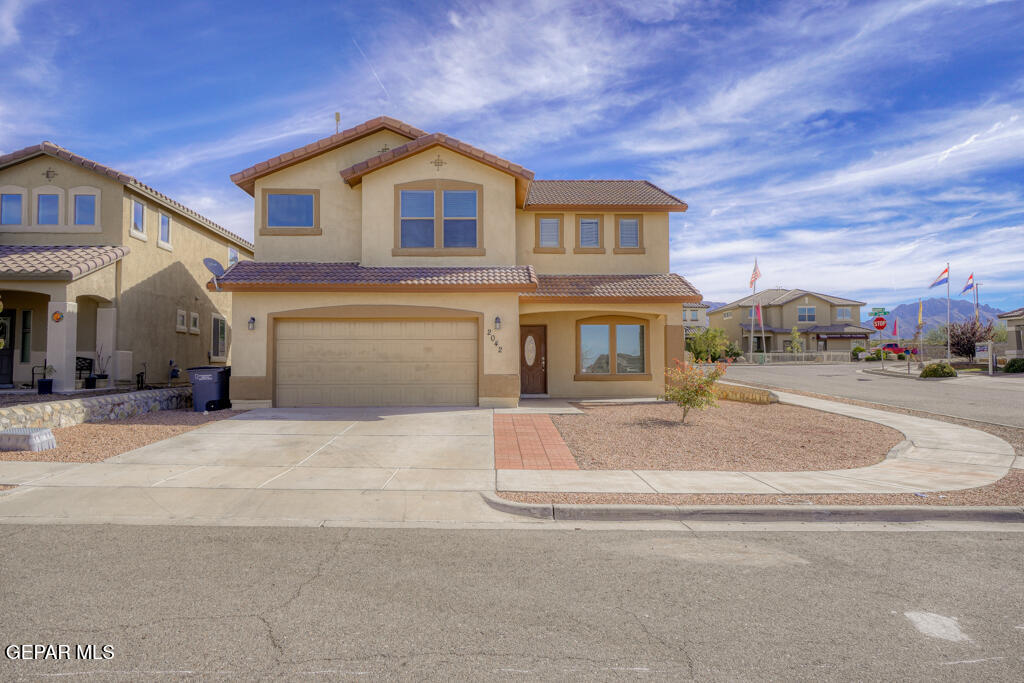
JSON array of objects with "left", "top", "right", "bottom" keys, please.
[
  {"left": 892, "top": 317, "right": 898, "bottom": 338},
  {"left": 756, "top": 303, "right": 762, "bottom": 325},
  {"left": 749, "top": 259, "right": 762, "bottom": 288}
]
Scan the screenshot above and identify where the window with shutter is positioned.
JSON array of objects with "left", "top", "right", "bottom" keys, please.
[
  {"left": 614, "top": 214, "right": 644, "bottom": 253},
  {"left": 575, "top": 215, "right": 604, "bottom": 252}
]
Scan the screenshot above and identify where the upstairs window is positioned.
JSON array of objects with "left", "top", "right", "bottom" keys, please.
[
  {"left": 394, "top": 180, "right": 483, "bottom": 254},
  {"left": 159, "top": 214, "right": 171, "bottom": 246},
  {"left": 0, "top": 193, "right": 22, "bottom": 225},
  {"left": 228, "top": 247, "right": 239, "bottom": 266},
  {"left": 400, "top": 190, "right": 435, "bottom": 247},
  {"left": 442, "top": 190, "right": 477, "bottom": 247},
  {"left": 615, "top": 215, "right": 644, "bottom": 253},
  {"left": 690, "top": 310, "right": 699, "bottom": 321},
  {"left": 37, "top": 194, "right": 59, "bottom": 225},
  {"left": 74, "top": 195, "right": 96, "bottom": 225},
  {"left": 723, "top": 311, "right": 732, "bottom": 320},
  {"left": 798, "top": 306, "right": 816, "bottom": 322},
  {"left": 835, "top": 307, "right": 851, "bottom": 321},
  {"left": 576, "top": 215, "right": 603, "bottom": 252},
  {"left": 537, "top": 216, "right": 561, "bottom": 248},
  {"left": 267, "top": 193, "right": 314, "bottom": 227},
  {"left": 131, "top": 199, "right": 145, "bottom": 235}
]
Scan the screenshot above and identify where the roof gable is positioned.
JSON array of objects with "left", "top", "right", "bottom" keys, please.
[
  {"left": 0, "top": 142, "right": 253, "bottom": 251},
  {"left": 716, "top": 288, "right": 864, "bottom": 311},
  {"left": 340, "top": 132, "right": 535, "bottom": 207},
  {"left": 525, "top": 180, "right": 687, "bottom": 211},
  {"left": 230, "top": 116, "right": 427, "bottom": 195}
]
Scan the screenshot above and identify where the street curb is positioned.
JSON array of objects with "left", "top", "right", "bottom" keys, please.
[
  {"left": 480, "top": 493, "right": 1024, "bottom": 523},
  {"left": 860, "top": 368, "right": 954, "bottom": 381}
]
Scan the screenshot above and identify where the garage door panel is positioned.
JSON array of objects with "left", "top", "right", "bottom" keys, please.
[{"left": 275, "top": 319, "right": 478, "bottom": 407}]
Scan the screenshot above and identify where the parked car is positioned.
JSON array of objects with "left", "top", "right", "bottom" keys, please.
[{"left": 872, "top": 343, "right": 919, "bottom": 355}]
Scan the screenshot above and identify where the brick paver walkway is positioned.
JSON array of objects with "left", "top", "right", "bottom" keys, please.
[{"left": 493, "top": 414, "right": 579, "bottom": 470}]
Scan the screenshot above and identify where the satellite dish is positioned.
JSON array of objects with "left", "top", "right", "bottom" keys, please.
[{"left": 203, "top": 258, "right": 226, "bottom": 277}]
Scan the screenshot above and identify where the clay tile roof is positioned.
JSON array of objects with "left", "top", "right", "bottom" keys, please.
[
  {"left": 0, "top": 245, "right": 129, "bottom": 281},
  {"left": 525, "top": 180, "right": 687, "bottom": 211},
  {"left": 998, "top": 307, "right": 1024, "bottom": 319},
  {"left": 211, "top": 261, "right": 538, "bottom": 292},
  {"left": 0, "top": 143, "right": 253, "bottom": 251},
  {"left": 523, "top": 273, "right": 701, "bottom": 302},
  {"left": 230, "top": 116, "right": 428, "bottom": 194},
  {"left": 340, "top": 132, "right": 535, "bottom": 185}
]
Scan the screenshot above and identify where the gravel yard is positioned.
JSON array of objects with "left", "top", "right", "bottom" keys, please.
[
  {"left": 0, "top": 409, "right": 246, "bottom": 463},
  {"left": 552, "top": 400, "right": 903, "bottom": 471}
]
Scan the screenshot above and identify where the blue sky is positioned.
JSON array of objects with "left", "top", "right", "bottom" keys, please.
[{"left": 2, "top": 0, "right": 1022, "bottom": 310}]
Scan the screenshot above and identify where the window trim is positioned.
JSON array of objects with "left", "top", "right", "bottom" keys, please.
[
  {"left": 210, "top": 314, "right": 227, "bottom": 362},
  {"left": 574, "top": 214, "right": 605, "bottom": 254},
  {"left": 392, "top": 179, "right": 485, "bottom": 256},
  {"left": 157, "top": 213, "right": 172, "bottom": 251},
  {"left": 175, "top": 309, "right": 187, "bottom": 333},
  {"left": 129, "top": 198, "right": 147, "bottom": 241},
  {"left": 260, "top": 188, "right": 322, "bottom": 236},
  {"left": 798, "top": 306, "right": 816, "bottom": 323},
  {"left": 69, "top": 186, "right": 101, "bottom": 230},
  {"left": 533, "top": 213, "right": 565, "bottom": 254},
  {"left": 188, "top": 311, "right": 200, "bottom": 335},
  {"left": 613, "top": 214, "right": 645, "bottom": 254},
  {"left": 34, "top": 188, "right": 63, "bottom": 227},
  {"left": 575, "top": 315, "right": 652, "bottom": 381}
]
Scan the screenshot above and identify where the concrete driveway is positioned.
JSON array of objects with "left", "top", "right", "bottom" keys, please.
[{"left": 0, "top": 407, "right": 530, "bottom": 527}]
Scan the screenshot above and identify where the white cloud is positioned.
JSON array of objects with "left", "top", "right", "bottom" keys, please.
[{"left": 0, "top": 0, "right": 37, "bottom": 47}]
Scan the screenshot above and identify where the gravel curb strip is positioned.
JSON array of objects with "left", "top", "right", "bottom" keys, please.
[
  {"left": 481, "top": 493, "right": 1024, "bottom": 523},
  {"left": 860, "top": 369, "right": 954, "bottom": 381}
]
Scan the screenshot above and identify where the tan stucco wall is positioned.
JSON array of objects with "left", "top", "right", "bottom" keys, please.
[
  {"left": 251, "top": 130, "right": 413, "bottom": 262},
  {"left": 358, "top": 148, "right": 518, "bottom": 267},
  {"left": 519, "top": 302, "right": 678, "bottom": 398},
  {"left": 229, "top": 291, "right": 521, "bottom": 405},
  {"left": 0, "top": 156, "right": 124, "bottom": 245},
  {"left": 516, "top": 210, "right": 671, "bottom": 274},
  {"left": 118, "top": 189, "right": 252, "bottom": 381}
]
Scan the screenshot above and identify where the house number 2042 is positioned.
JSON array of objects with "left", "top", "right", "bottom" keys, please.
[{"left": 486, "top": 329, "right": 502, "bottom": 353}]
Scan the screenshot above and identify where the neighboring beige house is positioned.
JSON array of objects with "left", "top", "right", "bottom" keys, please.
[
  {"left": 683, "top": 302, "right": 709, "bottom": 332},
  {"left": 708, "top": 288, "right": 873, "bottom": 353},
  {"left": 999, "top": 307, "right": 1024, "bottom": 359},
  {"left": 220, "top": 116, "right": 700, "bottom": 408},
  {"left": 0, "top": 143, "right": 254, "bottom": 391}
]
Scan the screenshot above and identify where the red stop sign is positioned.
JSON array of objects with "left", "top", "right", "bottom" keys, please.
[{"left": 873, "top": 316, "right": 887, "bottom": 331}]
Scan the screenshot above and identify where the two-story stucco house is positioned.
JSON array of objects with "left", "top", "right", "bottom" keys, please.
[
  {"left": 708, "top": 288, "right": 874, "bottom": 353},
  {"left": 0, "top": 143, "right": 254, "bottom": 391},
  {"left": 219, "top": 116, "right": 700, "bottom": 408}
]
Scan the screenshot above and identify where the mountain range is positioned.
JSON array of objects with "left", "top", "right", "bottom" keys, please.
[{"left": 862, "top": 298, "right": 1005, "bottom": 338}]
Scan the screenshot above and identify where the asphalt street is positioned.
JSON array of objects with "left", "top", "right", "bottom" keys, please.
[
  {"left": 1, "top": 525, "right": 1023, "bottom": 680},
  {"left": 724, "top": 364, "right": 1024, "bottom": 427}
]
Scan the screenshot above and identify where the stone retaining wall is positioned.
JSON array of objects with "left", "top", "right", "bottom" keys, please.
[
  {"left": 713, "top": 382, "right": 778, "bottom": 404},
  {"left": 0, "top": 388, "right": 192, "bottom": 431}
]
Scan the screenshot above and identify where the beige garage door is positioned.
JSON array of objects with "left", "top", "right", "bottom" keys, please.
[{"left": 275, "top": 319, "right": 478, "bottom": 407}]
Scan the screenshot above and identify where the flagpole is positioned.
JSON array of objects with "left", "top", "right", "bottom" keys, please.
[
  {"left": 946, "top": 261, "right": 951, "bottom": 361},
  {"left": 759, "top": 303, "right": 766, "bottom": 364},
  {"left": 749, "top": 272, "right": 756, "bottom": 362}
]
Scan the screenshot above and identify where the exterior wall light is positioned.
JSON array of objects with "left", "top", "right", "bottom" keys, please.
[
  {"left": 248, "top": 316, "right": 256, "bottom": 331},
  {"left": 494, "top": 316, "right": 502, "bottom": 330}
]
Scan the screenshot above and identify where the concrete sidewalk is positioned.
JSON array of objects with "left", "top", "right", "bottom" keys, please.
[{"left": 496, "top": 391, "right": 1019, "bottom": 494}]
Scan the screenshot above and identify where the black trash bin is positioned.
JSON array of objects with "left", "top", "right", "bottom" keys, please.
[{"left": 187, "top": 366, "right": 232, "bottom": 412}]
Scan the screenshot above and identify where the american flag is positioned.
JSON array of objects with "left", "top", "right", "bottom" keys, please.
[{"left": 749, "top": 259, "right": 761, "bottom": 289}]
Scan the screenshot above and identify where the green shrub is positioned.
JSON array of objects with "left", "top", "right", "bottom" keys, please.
[
  {"left": 723, "top": 341, "right": 742, "bottom": 359},
  {"left": 661, "top": 361, "right": 726, "bottom": 423},
  {"left": 1005, "top": 358, "right": 1024, "bottom": 374},
  {"left": 864, "top": 350, "right": 881, "bottom": 361},
  {"left": 920, "top": 362, "right": 957, "bottom": 378},
  {"left": 851, "top": 345, "right": 866, "bottom": 361},
  {"left": 897, "top": 353, "right": 906, "bottom": 360}
]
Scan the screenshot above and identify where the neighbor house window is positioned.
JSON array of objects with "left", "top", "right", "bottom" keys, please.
[
  {"left": 534, "top": 214, "right": 564, "bottom": 253},
  {"left": 614, "top": 215, "right": 644, "bottom": 253},
  {"left": 228, "top": 247, "right": 239, "bottom": 266},
  {"left": 723, "top": 311, "right": 732, "bottom": 320},
  {"left": 20, "top": 311, "right": 31, "bottom": 363},
  {"left": 1, "top": 193, "right": 23, "bottom": 225},
  {"left": 175, "top": 309, "right": 187, "bottom": 333},
  {"left": 576, "top": 317, "right": 649, "bottom": 379},
  {"left": 158, "top": 213, "right": 171, "bottom": 247},
  {"left": 394, "top": 180, "right": 483, "bottom": 254},
  {"left": 74, "top": 195, "right": 96, "bottom": 225},
  {"left": 189, "top": 311, "right": 200, "bottom": 334},
  {"left": 37, "top": 194, "right": 59, "bottom": 225},
  {"left": 835, "top": 307, "right": 851, "bottom": 321},
  {"left": 211, "top": 315, "right": 227, "bottom": 362},
  {"left": 575, "top": 215, "right": 603, "bottom": 252},
  {"left": 690, "top": 310, "right": 699, "bottom": 322},
  {"left": 798, "top": 306, "right": 816, "bottom": 322},
  {"left": 131, "top": 199, "right": 145, "bottom": 236},
  {"left": 261, "top": 189, "right": 320, "bottom": 235}
]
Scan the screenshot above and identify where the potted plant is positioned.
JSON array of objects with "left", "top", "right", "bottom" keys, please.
[
  {"left": 38, "top": 365, "right": 56, "bottom": 394},
  {"left": 95, "top": 346, "right": 111, "bottom": 380}
]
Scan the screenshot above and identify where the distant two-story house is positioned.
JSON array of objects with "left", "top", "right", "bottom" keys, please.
[
  {"left": 708, "top": 288, "right": 873, "bottom": 353},
  {"left": 0, "top": 143, "right": 254, "bottom": 391},
  {"left": 999, "top": 307, "right": 1024, "bottom": 359},
  {"left": 218, "top": 116, "right": 700, "bottom": 408},
  {"left": 683, "top": 302, "right": 709, "bottom": 333}
]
